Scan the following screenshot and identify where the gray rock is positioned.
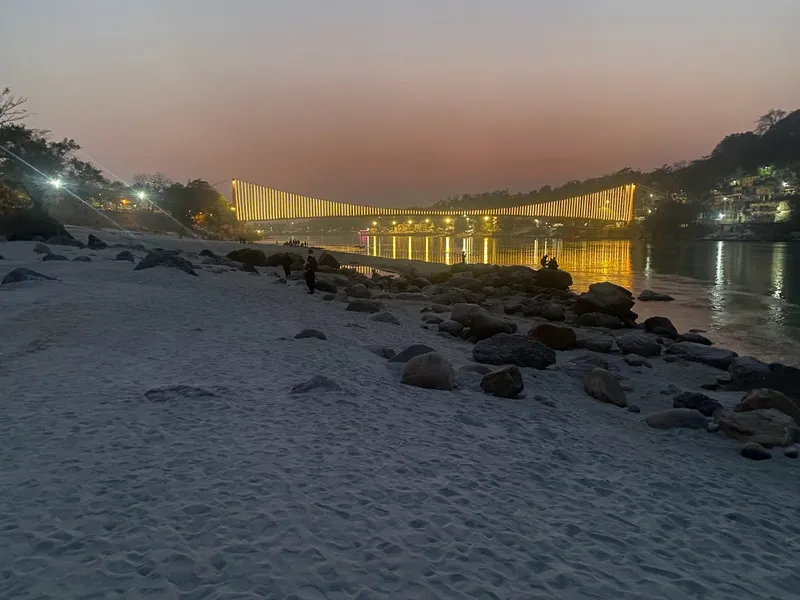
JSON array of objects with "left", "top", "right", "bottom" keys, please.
[
  {"left": 294, "top": 329, "right": 326, "bottom": 340},
  {"left": 728, "top": 356, "right": 800, "bottom": 400},
  {"left": 673, "top": 391, "right": 723, "bottom": 417},
  {"left": 134, "top": 250, "right": 198, "bottom": 276},
  {"left": 72, "top": 255, "right": 92, "bottom": 263},
  {"left": 2, "top": 267, "right": 58, "bottom": 285},
  {"left": 541, "top": 303, "right": 565, "bottom": 321},
  {"left": 431, "top": 303, "right": 450, "bottom": 313},
  {"left": 576, "top": 312, "right": 623, "bottom": 329},
  {"left": 575, "top": 282, "right": 634, "bottom": 317},
  {"left": 42, "top": 254, "right": 68, "bottom": 261},
  {"left": 627, "top": 404, "right": 641, "bottom": 413},
  {"left": 677, "top": 332, "right": 712, "bottom": 345},
  {"left": 624, "top": 354, "right": 652, "bottom": 368},
  {"left": 401, "top": 352, "right": 456, "bottom": 390},
  {"left": 719, "top": 409, "right": 800, "bottom": 448},
  {"left": 389, "top": 344, "right": 436, "bottom": 363},
  {"left": 438, "top": 320, "right": 464, "bottom": 336},
  {"left": 575, "top": 332, "right": 614, "bottom": 353},
  {"left": 741, "top": 442, "right": 771, "bottom": 461},
  {"left": 372, "top": 311, "right": 400, "bottom": 325},
  {"left": 637, "top": 289, "right": 675, "bottom": 302},
  {"left": 345, "top": 283, "right": 371, "bottom": 299},
  {"left": 644, "top": 316, "right": 678, "bottom": 338},
  {"left": 784, "top": 446, "right": 799, "bottom": 459},
  {"left": 144, "top": 384, "right": 217, "bottom": 402},
  {"left": 735, "top": 388, "right": 800, "bottom": 424},
  {"left": 87, "top": 234, "right": 107, "bottom": 250},
  {"left": 346, "top": 299, "right": 381, "bottom": 313},
  {"left": 617, "top": 332, "right": 661, "bottom": 357},
  {"left": 322, "top": 293, "right": 335, "bottom": 301},
  {"left": 422, "top": 314, "right": 444, "bottom": 325},
  {"left": 667, "top": 341, "right": 738, "bottom": 370},
  {"left": 584, "top": 368, "right": 628, "bottom": 407},
  {"left": 480, "top": 365, "right": 524, "bottom": 399},
  {"left": 115, "top": 250, "right": 135, "bottom": 263},
  {"left": 473, "top": 334, "right": 556, "bottom": 369},
  {"left": 529, "top": 323, "right": 576, "bottom": 350},
  {"left": 33, "top": 243, "right": 51, "bottom": 255},
  {"left": 645, "top": 408, "right": 708, "bottom": 430}
]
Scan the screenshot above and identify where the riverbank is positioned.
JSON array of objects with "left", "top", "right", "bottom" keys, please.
[{"left": 1, "top": 228, "right": 799, "bottom": 598}]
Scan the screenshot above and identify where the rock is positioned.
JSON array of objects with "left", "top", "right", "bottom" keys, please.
[
  {"left": 480, "top": 365, "right": 524, "bottom": 399},
  {"left": 741, "top": 442, "right": 771, "bottom": 461},
  {"left": 431, "top": 304, "right": 449, "bottom": 313},
  {"left": 372, "top": 311, "right": 400, "bottom": 325},
  {"left": 41, "top": 254, "right": 68, "bottom": 261},
  {"left": 450, "top": 303, "right": 514, "bottom": 341},
  {"left": 401, "top": 352, "right": 456, "bottom": 390},
  {"left": 541, "top": 303, "right": 565, "bottom": 321},
  {"left": 346, "top": 299, "right": 380, "bottom": 313},
  {"left": 735, "top": 388, "right": 800, "bottom": 425},
  {"left": 345, "top": 283, "right": 371, "bottom": 299},
  {"left": 535, "top": 268, "right": 573, "bottom": 290},
  {"left": 0, "top": 208, "right": 73, "bottom": 241},
  {"left": 322, "top": 293, "right": 335, "bottom": 301},
  {"left": 707, "top": 422, "right": 721, "bottom": 433},
  {"left": 627, "top": 404, "right": 641, "bottom": 413},
  {"left": 451, "top": 303, "right": 482, "bottom": 326},
  {"left": 367, "top": 346, "right": 396, "bottom": 359},
  {"left": 560, "top": 353, "right": 611, "bottom": 379},
  {"left": 718, "top": 409, "right": 800, "bottom": 447},
  {"left": 677, "top": 332, "right": 712, "bottom": 345},
  {"left": 86, "top": 234, "right": 107, "bottom": 249},
  {"left": 2, "top": 267, "right": 58, "bottom": 285},
  {"left": 422, "top": 314, "right": 444, "bottom": 325},
  {"left": 576, "top": 312, "right": 622, "bottom": 329},
  {"left": 134, "top": 250, "right": 198, "bottom": 276},
  {"left": 389, "top": 344, "right": 437, "bottom": 364},
  {"left": 294, "top": 329, "right": 326, "bottom": 340},
  {"left": 624, "top": 354, "right": 652, "bottom": 368},
  {"left": 672, "top": 392, "right": 723, "bottom": 417},
  {"left": 637, "top": 289, "right": 675, "bottom": 302},
  {"left": 645, "top": 409, "right": 708, "bottom": 430},
  {"left": 317, "top": 251, "right": 339, "bottom": 269},
  {"left": 33, "top": 242, "right": 51, "bottom": 254},
  {"left": 115, "top": 250, "right": 135, "bottom": 263},
  {"left": 0, "top": 254, "right": 3, "bottom": 260},
  {"left": 575, "top": 332, "right": 614, "bottom": 353},
  {"left": 438, "top": 320, "right": 464, "bottom": 336},
  {"left": 315, "top": 278, "right": 338, "bottom": 293},
  {"left": 666, "top": 341, "right": 737, "bottom": 370},
  {"left": 274, "top": 277, "right": 287, "bottom": 284},
  {"left": 143, "top": 384, "right": 217, "bottom": 402},
  {"left": 728, "top": 357, "right": 800, "bottom": 400},
  {"left": 616, "top": 332, "right": 662, "bottom": 357},
  {"left": 784, "top": 446, "right": 799, "bottom": 459},
  {"left": 47, "top": 234, "right": 84, "bottom": 248},
  {"left": 644, "top": 316, "right": 678, "bottom": 339},
  {"left": 431, "top": 287, "right": 476, "bottom": 305},
  {"left": 575, "top": 282, "right": 634, "bottom": 317},
  {"left": 290, "top": 375, "right": 345, "bottom": 394},
  {"left": 583, "top": 368, "right": 628, "bottom": 407},
  {"left": 529, "top": 323, "right": 576, "bottom": 350},
  {"left": 226, "top": 248, "right": 269, "bottom": 266},
  {"left": 473, "top": 334, "right": 556, "bottom": 369},
  {"left": 72, "top": 256, "right": 92, "bottom": 263}
]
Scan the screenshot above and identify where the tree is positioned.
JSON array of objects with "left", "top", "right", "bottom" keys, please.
[
  {"left": 0, "top": 88, "right": 28, "bottom": 127},
  {"left": 755, "top": 109, "right": 789, "bottom": 135},
  {"left": 162, "top": 179, "right": 235, "bottom": 228},
  {"left": 133, "top": 172, "right": 173, "bottom": 194}
]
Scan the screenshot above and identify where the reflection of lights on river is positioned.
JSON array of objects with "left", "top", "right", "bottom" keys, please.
[
  {"left": 392, "top": 236, "right": 396, "bottom": 260},
  {"left": 445, "top": 237, "right": 451, "bottom": 265},
  {"left": 708, "top": 241, "right": 725, "bottom": 328},
  {"left": 408, "top": 236, "right": 412, "bottom": 259},
  {"left": 644, "top": 244, "right": 652, "bottom": 279},
  {"left": 483, "top": 237, "right": 489, "bottom": 264},
  {"left": 425, "top": 237, "right": 429, "bottom": 263},
  {"left": 372, "top": 235, "right": 377, "bottom": 256}
]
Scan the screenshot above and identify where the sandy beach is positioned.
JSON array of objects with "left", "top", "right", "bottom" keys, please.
[{"left": 1, "top": 227, "right": 799, "bottom": 599}]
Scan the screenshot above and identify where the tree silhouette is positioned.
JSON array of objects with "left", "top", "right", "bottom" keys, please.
[{"left": 0, "top": 88, "right": 28, "bottom": 127}]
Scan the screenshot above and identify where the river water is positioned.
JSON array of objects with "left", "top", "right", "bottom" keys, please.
[{"left": 299, "top": 234, "right": 800, "bottom": 366}]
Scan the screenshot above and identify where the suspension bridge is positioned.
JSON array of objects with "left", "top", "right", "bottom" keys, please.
[{"left": 231, "top": 179, "right": 636, "bottom": 223}]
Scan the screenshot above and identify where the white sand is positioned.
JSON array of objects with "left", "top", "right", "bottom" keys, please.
[{"left": 1, "top": 228, "right": 799, "bottom": 599}]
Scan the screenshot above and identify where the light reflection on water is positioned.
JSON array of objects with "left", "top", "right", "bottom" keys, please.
[{"left": 307, "top": 234, "right": 800, "bottom": 365}]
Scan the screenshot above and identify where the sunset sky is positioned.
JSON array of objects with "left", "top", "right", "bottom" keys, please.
[{"left": 2, "top": 0, "right": 799, "bottom": 206}]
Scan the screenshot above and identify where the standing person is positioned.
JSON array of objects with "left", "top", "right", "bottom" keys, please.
[
  {"left": 304, "top": 249, "right": 318, "bottom": 294},
  {"left": 461, "top": 250, "right": 467, "bottom": 264},
  {"left": 281, "top": 253, "right": 292, "bottom": 278},
  {"left": 540, "top": 254, "right": 549, "bottom": 268}
]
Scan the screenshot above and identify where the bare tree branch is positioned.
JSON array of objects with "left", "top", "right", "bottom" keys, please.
[{"left": 0, "top": 87, "right": 29, "bottom": 127}]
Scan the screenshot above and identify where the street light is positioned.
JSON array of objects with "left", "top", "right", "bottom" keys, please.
[
  {"left": 136, "top": 190, "right": 147, "bottom": 201},
  {"left": 49, "top": 178, "right": 62, "bottom": 189},
  {"left": 483, "top": 216, "right": 490, "bottom": 221},
  {"left": 782, "top": 181, "right": 789, "bottom": 188}
]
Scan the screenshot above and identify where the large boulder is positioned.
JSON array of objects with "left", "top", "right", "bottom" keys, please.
[
  {"left": 577, "top": 312, "right": 622, "bottom": 329},
  {"left": 87, "top": 234, "right": 107, "bottom": 250},
  {"left": 575, "top": 332, "right": 614, "bottom": 353},
  {"left": 0, "top": 208, "right": 73, "bottom": 241},
  {"left": 480, "top": 365, "right": 524, "bottom": 399},
  {"left": 673, "top": 392, "right": 723, "bottom": 417},
  {"left": 540, "top": 303, "right": 565, "bottom": 321},
  {"left": 666, "top": 342, "right": 737, "bottom": 370},
  {"left": 735, "top": 388, "right": 800, "bottom": 425},
  {"left": 728, "top": 357, "right": 800, "bottom": 400},
  {"left": 718, "top": 409, "right": 800, "bottom": 448},
  {"left": 315, "top": 277, "right": 338, "bottom": 293},
  {"left": 583, "top": 368, "right": 628, "bottom": 407},
  {"left": 644, "top": 316, "right": 678, "bottom": 339},
  {"left": 401, "top": 352, "right": 456, "bottom": 390},
  {"left": 450, "top": 303, "right": 515, "bottom": 341},
  {"left": 535, "top": 268, "right": 573, "bottom": 290},
  {"left": 574, "top": 282, "right": 634, "bottom": 317},
  {"left": 529, "top": 323, "right": 576, "bottom": 350},
  {"left": 2, "top": 267, "right": 58, "bottom": 285},
  {"left": 438, "top": 320, "right": 464, "bottom": 337},
  {"left": 473, "top": 334, "right": 556, "bottom": 369},
  {"left": 227, "top": 248, "right": 269, "bottom": 267},
  {"left": 389, "top": 344, "right": 437, "bottom": 364},
  {"left": 346, "top": 299, "right": 380, "bottom": 313},
  {"left": 431, "top": 286, "right": 476, "bottom": 306},
  {"left": 317, "top": 251, "right": 339, "bottom": 269},
  {"left": 345, "top": 283, "right": 371, "bottom": 299},
  {"left": 134, "top": 250, "right": 198, "bottom": 276},
  {"left": 616, "top": 332, "right": 661, "bottom": 357},
  {"left": 448, "top": 274, "right": 485, "bottom": 293},
  {"left": 676, "top": 332, "right": 712, "bottom": 345}
]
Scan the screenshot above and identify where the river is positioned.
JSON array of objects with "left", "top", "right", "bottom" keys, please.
[{"left": 295, "top": 234, "right": 800, "bottom": 367}]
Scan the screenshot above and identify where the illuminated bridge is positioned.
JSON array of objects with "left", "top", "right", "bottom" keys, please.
[{"left": 232, "top": 179, "right": 636, "bottom": 223}]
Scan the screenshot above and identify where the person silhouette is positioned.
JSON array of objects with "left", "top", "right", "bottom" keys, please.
[{"left": 304, "top": 249, "right": 318, "bottom": 294}]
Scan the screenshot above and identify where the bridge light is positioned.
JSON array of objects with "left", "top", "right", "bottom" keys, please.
[
  {"left": 444, "top": 218, "right": 452, "bottom": 224},
  {"left": 424, "top": 218, "right": 430, "bottom": 223},
  {"left": 407, "top": 219, "right": 413, "bottom": 225}
]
